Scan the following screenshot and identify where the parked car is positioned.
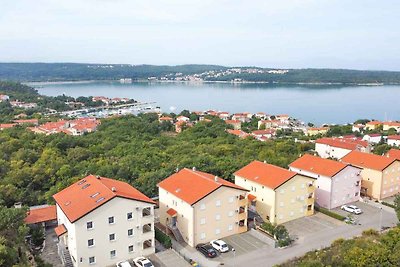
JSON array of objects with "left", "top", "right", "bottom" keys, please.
[
  {"left": 196, "top": 243, "right": 218, "bottom": 258},
  {"left": 210, "top": 239, "right": 229, "bottom": 253},
  {"left": 116, "top": 261, "right": 132, "bottom": 267},
  {"left": 133, "top": 257, "right": 154, "bottom": 267},
  {"left": 341, "top": 205, "right": 362, "bottom": 214}
]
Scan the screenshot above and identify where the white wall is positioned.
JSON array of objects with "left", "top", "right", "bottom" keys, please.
[{"left": 315, "top": 143, "right": 351, "bottom": 159}]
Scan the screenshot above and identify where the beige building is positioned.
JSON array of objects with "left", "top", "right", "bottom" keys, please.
[
  {"left": 234, "top": 161, "right": 315, "bottom": 225},
  {"left": 53, "top": 175, "right": 156, "bottom": 267},
  {"left": 365, "top": 121, "right": 383, "bottom": 131},
  {"left": 158, "top": 168, "right": 248, "bottom": 247},
  {"left": 341, "top": 151, "right": 400, "bottom": 200},
  {"left": 306, "top": 127, "right": 330, "bottom": 136}
]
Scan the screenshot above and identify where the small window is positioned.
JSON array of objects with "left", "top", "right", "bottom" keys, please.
[
  {"left": 200, "top": 218, "right": 206, "bottom": 225},
  {"left": 128, "top": 229, "right": 133, "bottom": 236},
  {"left": 110, "top": 250, "right": 116, "bottom": 258},
  {"left": 87, "top": 221, "right": 93, "bottom": 230},
  {"left": 82, "top": 184, "right": 91, "bottom": 189},
  {"left": 228, "top": 224, "right": 233, "bottom": 231},
  {"left": 96, "top": 197, "right": 105, "bottom": 203},
  {"left": 88, "top": 239, "right": 94, "bottom": 247},
  {"left": 216, "top": 200, "right": 221, "bottom": 207},
  {"left": 228, "top": 211, "right": 234, "bottom": 217},
  {"left": 215, "top": 214, "right": 221, "bottom": 220},
  {"left": 109, "top": 233, "right": 115, "bottom": 241},
  {"left": 90, "top": 192, "right": 100, "bottom": 198},
  {"left": 200, "top": 232, "right": 206, "bottom": 240},
  {"left": 89, "top": 256, "right": 95, "bottom": 264},
  {"left": 215, "top": 228, "right": 221, "bottom": 235},
  {"left": 200, "top": 203, "right": 206, "bottom": 210},
  {"left": 78, "top": 179, "right": 86, "bottom": 185},
  {"left": 228, "top": 196, "right": 234, "bottom": 203},
  {"left": 108, "top": 216, "right": 114, "bottom": 224},
  {"left": 128, "top": 245, "right": 134, "bottom": 253},
  {"left": 127, "top": 212, "right": 133, "bottom": 220}
]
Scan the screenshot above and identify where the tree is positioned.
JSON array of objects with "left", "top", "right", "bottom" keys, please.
[{"left": 394, "top": 194, "right": 400, "bottom": 222}]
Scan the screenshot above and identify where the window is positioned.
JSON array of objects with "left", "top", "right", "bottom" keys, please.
[
  {"left": 110, "top": 250, "right": 116, "bottom": 258},
  {"left": 301, "top": 184, "right": 305, "bottom": 189},
  {"left": 280, "top": 189, "right": 285, "bottom": 194},
  {"left": 108, "top": 216, "right": 115, "bottom": 224},
  {"left": 228, "top": 196, "right": 234, "bottom": 203},
  {"left": 215, "top": 228, "right": 221, "bottom": 235},
  {"left": 279, "top": 202, "right": 284, "bottom": 207},
  {"left": 128, "top": 229, "right": 133, "bottom": 237},
  {"left": 200, "top": 218, "right": 206, "bottom": 225},
  {"left": 290, "top": 211, "right": 294, "bottom": 217},
  {"left": 291, "top": 199, "right": 295, "bottom": 203},
  {"left": 228, "top": 211, "right": 234, "bottom": 217},
  {"left": 200, "top": 203, "right": 206, "bottom": 210},
  {"left": 128, "top": 245, "right": 134, "bottom": 253},
  {"left": 355, "top": 192, "right": 359, "bottom": 197},
  {"left": 127, "top": 212, "right": 133, "bottom": 220},
  {"left": 88, "top": 239, "right": 94, "bottom": 247},
  {"left": 109, "top": 233, "right": 115, "bottom": 241},
  {"left": 89, "top": 256, "right": 95, "bottom": 264},
  {"left": 228, "top": 224, "right": 233, "bottom": 231},
  {"left": 291, "top": 186, "right": 295, "bottom": 192},
  {"left": 215, "top": 214, "right": 221, "bottom": 221},
  {"left": 216, "top": 200, "right": 221, "bottom": 207},
  {"left": 87, "top": 221, "right": 93, "bottom": 230},
  {"left": 200, "top": 233, "right": 206, "bottom": 240}
]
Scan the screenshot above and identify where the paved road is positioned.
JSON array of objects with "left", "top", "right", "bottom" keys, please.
[{"left": 222, "top": 201, "right": 398, "bottom": 267}]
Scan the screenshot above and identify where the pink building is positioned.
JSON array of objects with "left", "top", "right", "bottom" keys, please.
[{"left": 289, "top": 154, "right": 362, "bottom": 209}]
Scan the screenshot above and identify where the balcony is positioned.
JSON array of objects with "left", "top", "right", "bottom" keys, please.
[
  {"left": 238, "top": 194, "right": 247, "bottom": 205},
  {"left": 307, "top": 184, "right": 315, "bottom": 193},
  {"left": 306, "top": 204, "right": 314, "bottom": 216},
  {"left": 306, "top": 197, "right": 314, "bottom": 205},
  {"left": 238, "top": 219, "right": 246, "bottom": 227},
  {"left": 142, "top": 239, "right": 153, "bottom": 250},
  {"left": 142, "top": 207, "right": 152, "bottom": 217}
]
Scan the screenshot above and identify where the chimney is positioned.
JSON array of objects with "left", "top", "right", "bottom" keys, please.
[
  {"left": 192, "top": 167, "right": 196, "bottom": 171},
  {"left": 214, "top": 176, "right": 218, "bottom": 182},
  {"left": 96, "top": 175, "right": 101, "bottom": 179},
  {"left": 111, "top": 187, "right": 116, "bottom": 192},
  {"left": 263, "top": 160, "right": 267, "bottom": 164}
]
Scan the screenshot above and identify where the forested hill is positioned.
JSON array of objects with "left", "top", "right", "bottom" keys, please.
[{"left": 1, "top": 62, "right": 400, "bottom": 84}]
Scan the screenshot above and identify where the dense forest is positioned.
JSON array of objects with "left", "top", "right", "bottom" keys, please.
[{"left": 2, "top": 63, "right": 400, "bottom": 84}]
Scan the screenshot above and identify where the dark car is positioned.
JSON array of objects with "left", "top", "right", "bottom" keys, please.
[{"left": 195, "top": 243, "right": 218, "bottom": 258}]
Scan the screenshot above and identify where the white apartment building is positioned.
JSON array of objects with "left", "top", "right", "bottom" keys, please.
[{"left": 53, "top": 175, "right": 156, "bottom": 267}]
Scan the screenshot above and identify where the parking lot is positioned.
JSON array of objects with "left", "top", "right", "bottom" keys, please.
[
  {"left": 283, "top": 212, "right": 344, "bottom": 241},
  {"left": 150, "top": 250, "right": 191, "bottom": 267},
  {"left": 215, "top": 231, "right": 269, "bottom": 261}
]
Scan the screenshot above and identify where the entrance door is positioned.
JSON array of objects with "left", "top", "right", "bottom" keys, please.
[{"left": 171, "top": 216, "right": 177, "bottom": 227}]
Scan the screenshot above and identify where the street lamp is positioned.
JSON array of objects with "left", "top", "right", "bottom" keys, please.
[{"left": 232, "top": 247, "right": 236, "bottom": 267}]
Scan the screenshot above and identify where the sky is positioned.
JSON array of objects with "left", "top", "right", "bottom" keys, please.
[{"left": 1, "top": 0, "right": 400, "bottom": 70}]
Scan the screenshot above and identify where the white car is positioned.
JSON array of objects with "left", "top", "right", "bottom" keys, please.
[
  {"left": 210, "top": 239, "right": 229, "bottom": 253},
  {"left": 116, "top": 261, "right": 132, "bottom": 267},
  {"left": 341, "top": 205, "right": 362, "bottom": 215},
  {"left": 133, "top": 257, "right": 154, "bottom": 267}
]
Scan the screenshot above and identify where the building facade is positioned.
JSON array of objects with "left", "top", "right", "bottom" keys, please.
[
  {"left": 234, "top": 161, "right": 315, "bottom": 225},
  {"left": 158, "top": 168, "right": 248, "bottom": 247},
  {"left": 289, "top": 154, "right": 362, "bottom": 209},
  {"left": 315, "top": 137, "right": 370, "bottom": 159},
  {"left": 53, "top": 175, "right": 155, "bottom": 267}
]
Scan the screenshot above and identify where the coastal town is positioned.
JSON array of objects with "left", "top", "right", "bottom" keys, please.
[{"left": 2, "top": 85, "right": 400, "bottom": 267}]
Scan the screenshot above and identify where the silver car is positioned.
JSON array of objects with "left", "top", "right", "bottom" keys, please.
[{"left": 341, "top": 205, "right": 362, "bottom": 214}]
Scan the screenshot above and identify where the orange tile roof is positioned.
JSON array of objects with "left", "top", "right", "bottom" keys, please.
[
  {"left": 227, "top": 129, "right": 250, "bottom": 138},
  {"left": 0, "top": 123, "right": 17, "bottom": 129},
  {"left": 53, "top": 175, "right": 155, "bottom": 223},
  {"left": 24, "top": 205, "right": 57, "bottom": 224},
  {"left": 158, "top": 168, "right": 247, "bottom": 205},
  {"left": 166, "top": 208, "right": 177, "bottom": 217},
  {"left": 388, "top": 135, "right": 400, "bottom": 141},
  {"left": 13, "top": 119, "right": 39, "bottom": 124},
  {"left": 366, "top": 121, "right": 382, "bottom": 125},
  {"left": 386, "top": 149, "right": 400, "bottom": 160},
  {"left": 234, "top": 161, "right": 298, "bottom": 190},
  {"left": 289, "top": 154, "right": 354, "bottom": 177},
  {"left": 252, "top": 129, "right": 275, "bottom": 135},
  {"left": 54, "top": 224, "right": 67, "bottom": 237},
  {"left": 316, "top": 137, "right": 368, "bottom": 151},
  {"left": 341, "top": 151, "right": 397, "bottom": 171},
  {"left": 225, "top": 120, "right": 241, "bottom": 124},
  {"left": 384, "top": 122, "right": 400, "bottom": 127},
  {"left": 248, "top": 194, "right": 257, "bottom": 201}
]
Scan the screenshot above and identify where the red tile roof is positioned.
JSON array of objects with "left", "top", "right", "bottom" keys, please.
[
  {"left": 0, "top": 123, "right": 17, "bottom": 129},
  {"left": 388, "top": 135, "right": 400, "bottom": 141},
  {"left": 227, "top": 129, "right": 250, "bottom": 138},
  {"left": 341, "top": 151, "right": 397, "bottom": 171},
  {"left": 24, "top": 205, "right": 57, "bottom": 224},
  {"left": 158, "top": 168, "right": 247, "bottom": 205},
  {"left": 384, "top": 122, "right": 400, "bottom": 127},
  {"left": 234, "top": 161, "right": 298, "bottom": 190},
  {"left": 316, "top": 137, "right": 368, "bottom": 151},
  {"left": 366, "top": 121, "right": 383, "bottom": 125},
  {"left": 252, "top": 129, "right": 275, "bottom": 135},
  {"left": 13, "top": 119, "right": 39, "bottom": 125},
  {"left": 54, "top": 224, "right": 67, "bottom": 237},
  {"left": 53, "top": 175, "right": 155, "bottom": 223},
  {"left": 225, "top": 120, "right": 241, "bottom": 124},
  {"left": 386, "top": 149, "right": 400, "bottom": 160},
  {"left": 166, "top": 208, "right": 177, "bottom": 217},
  {"left": 289, "top": 154, "right": 354, "bottom": 177}
]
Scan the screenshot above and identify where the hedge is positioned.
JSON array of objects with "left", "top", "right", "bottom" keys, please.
[
  {"left": 155, "top": 228, "right": 172, "bottom": 248},
  {"left": 381, "top": 202, "right": 395, "bottom": 209},
  {"left": 315, "top": 206, "right": 346, "bottom": 221}
]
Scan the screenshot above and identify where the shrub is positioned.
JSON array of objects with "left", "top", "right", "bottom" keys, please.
[
  {"left": 260, "top": 222, "right": 292, "bottom": 247},
  {"left": 381, "top": 202, "right": 395, "bottom": 209},
  {"left": 155, "top": 228, "right": 172, "bottom": 248},
  {"left": 315, "top": 206, "right": 346, "bottom": 221},
  {"left": 362, "top": 229, "right": 379, "bottom": 237}
]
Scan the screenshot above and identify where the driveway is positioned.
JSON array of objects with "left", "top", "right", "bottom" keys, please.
[{"left": 150, "top": 250, "right": 191, "bottom": 267}]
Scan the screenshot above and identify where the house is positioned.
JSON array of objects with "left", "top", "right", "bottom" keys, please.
[
  {"left": 341, "top": 151, "right": 400, "bottom": 200},
  {"left": 386, "top": 149, "right": 400, "bottom": 160},
  {"left": 92, "top": 96, "right": 110, "bottom": 105},
  {"left": 383, "top": 122, "right": 400, "bottom": 132},
  {"left": 365, "top": 121, "right": 383, "bottom": 131},
  {"left": 362, "top": 133, "right": 382, "bottom": 144},
  {"left": 306, "top": 127, "right": 329, "bottom": 136},
  {"left": 275, "top": 114, "right": 290, "bottom": 124},
  {"left": 352, "top": 124, "right": 365, "bottom": 133},
  {"left": 0, "top": 123, "right": 17, "bottom": 130},
  {"left": 175, "top": 121, "right": 192, "bottom": 133},
  {"left": 251, "top": 129, "right": 275, "bottom": 140},
  {"left": 234, "top": 161, "right": 315, "bottom": 224},
  {"left": 315, "top": 137, "right": 370, "bottom": 159},
  {"left": 289, "top": 154, "right": 362, "bottom": 209},
  {"left": 257, "top": 119, "right": 281, "bottom": 129},
  {"left": 0, "top": 94, "right": 9, "bottom": 102},
  {"left": 13, "top": 119, "right": 39, "bottom": 126},
  {"left": 25, "top": 205, "right": 57, "bottom": 227},
  {"left": 158, "top": 168, "right": 248, "bottom": 247},
  {"left": 53, "top": 175, "right": 156, "bottom": 267},
  {"left": 159, "top": 116, "right": 173, "bottom": 123},
  {"left": 232, "top": 113, "right": 251, "bottom": 123},
  {"left": 255, "top": 112, "right": 268, "bottom": 120},
  {"left": 227, "top": 129, "right": 250, "bottom": 139},
  {"left": 225, "top": 120, "right": 242, "bottom": 130},
  {"left": 217, "top": 112, "right": 230, "bottom": 120},
  {"left": 29, "top": 118, "right": 100, "bottom": 136},
  {"left": 176, "top": 116, "right": 190, "bottom": 123},
  {"left": 387, "top": 135, "right": 400, "bottom": 146}
]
